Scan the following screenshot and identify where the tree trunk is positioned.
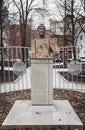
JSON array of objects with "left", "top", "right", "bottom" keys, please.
[
  {"left": 71, "top": 0, "right": 76, "bottom": 60},
  {"left": 1, "top": 27, "right": 4, "bottom": 71},
  {"left": 0, "top": 0, "right": 4, "bottom": 71},
  {"left": 21, "top": 23, "right": 27, "bottom": 62},
  {"left": 64, "top": 0, "right": 67, "bottom": 67}
]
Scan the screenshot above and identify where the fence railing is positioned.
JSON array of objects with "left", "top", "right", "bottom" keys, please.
[
  {"left": 53, "top": 45, "right": 85, "bottom": 91},
  {"left": 0, "top": 46, "right": 31, "bottom": 93},
  {"left": 0, "top": 46, "right": 85, "bottom": 93}
]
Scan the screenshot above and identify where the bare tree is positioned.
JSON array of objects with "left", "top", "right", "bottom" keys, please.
[
  {"left": 0, "top": 0, "right": 9, "bottom": 71},
  {"left": 12, "top": 0, "right": 37, "bottom": 61},
  {"left": 12, "top": 0, "right": 37, "bottom": 46},
  {"left": 0, "top": 0, "right": 9, "bottom": 46},
  {"left": 49, "top": 0, "right": 85, "bottom": 61}
]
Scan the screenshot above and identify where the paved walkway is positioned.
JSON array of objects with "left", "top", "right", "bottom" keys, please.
[{"left": 0, "top": 67, "right": 85, "bottom": 93}]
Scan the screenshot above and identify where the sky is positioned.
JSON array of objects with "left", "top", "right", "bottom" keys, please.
[{"left": 8, "top": 0, "right": 85, "bottom": 23}]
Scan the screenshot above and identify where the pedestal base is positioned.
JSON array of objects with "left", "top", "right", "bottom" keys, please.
[
  {"left": 2, "top": 100, "right": 83, "bottom": 130},
  {"left": 31, "top": 59, "right": 53, "bottom": 105}
]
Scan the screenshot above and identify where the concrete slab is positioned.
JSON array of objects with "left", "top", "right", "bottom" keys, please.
[{"left": 2, "top": 100, "right": 83, "bottom": 129}]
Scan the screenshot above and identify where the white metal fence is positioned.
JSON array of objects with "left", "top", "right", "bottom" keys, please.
[
  {"left": 0, "top": 46, "right": 31, "bottom": 93},
  {"left": 53, "top": 46, "right": 85, "bottom": 91},
  {"left": 0, "top": 46, "right": 85, "bottom": 93}
]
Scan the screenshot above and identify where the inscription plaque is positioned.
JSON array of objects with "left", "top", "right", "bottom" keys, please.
[
  {"left": 13, "top": 61, "right": 26, "bottom": 76},
  {"left": 68, "top": 61, "right": 82, "bottom": 75}
]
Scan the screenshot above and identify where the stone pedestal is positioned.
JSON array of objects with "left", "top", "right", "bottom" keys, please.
[
  {"left": 2, "top": 100, "right": 83, "bottom": 130},
  {"left": 31, "top": 58, "right": 53, "bottom": 105}
]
